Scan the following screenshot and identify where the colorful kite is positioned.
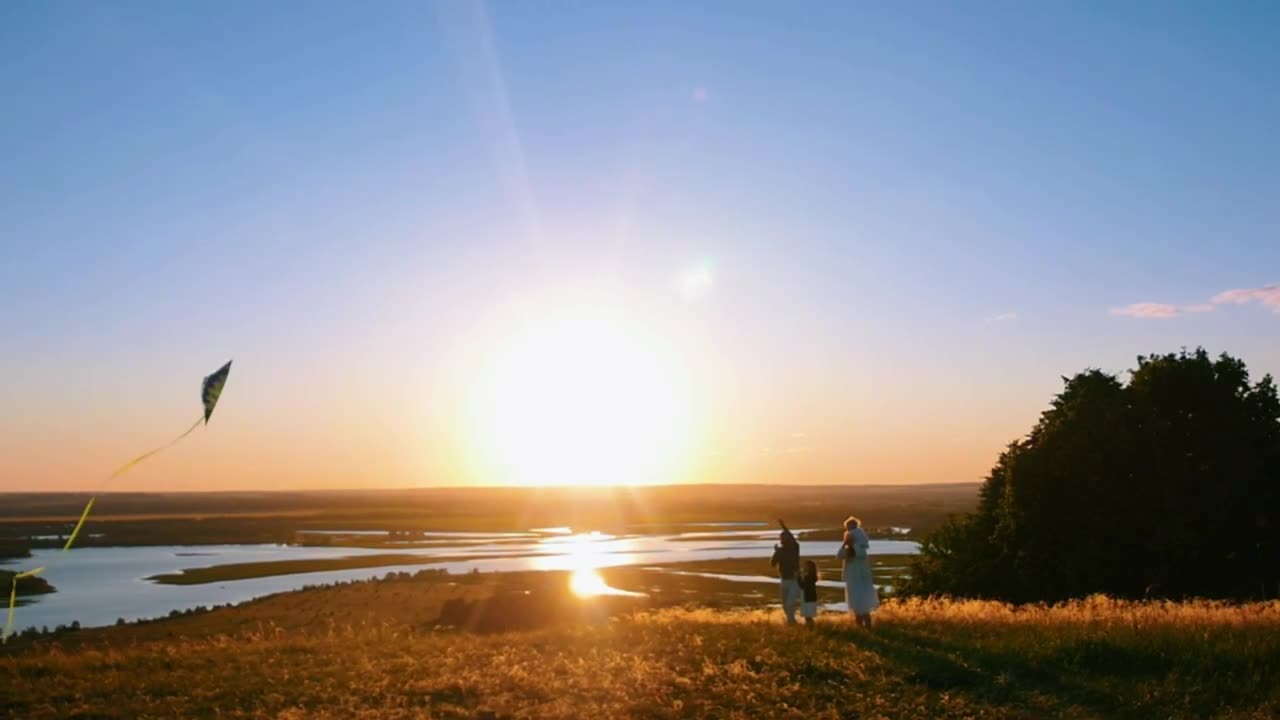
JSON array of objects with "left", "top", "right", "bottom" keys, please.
[{"left": 3, "top": 360, "right": 232, "bottom": 643}]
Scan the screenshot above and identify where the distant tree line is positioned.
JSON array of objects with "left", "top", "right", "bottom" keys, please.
[{"left": 904, "top": 349, "right": 1280, "bottom": 602}]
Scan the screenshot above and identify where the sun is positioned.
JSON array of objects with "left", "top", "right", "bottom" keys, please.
[{"left": 464, "top": 305, "right": 699, "bottom": 487}]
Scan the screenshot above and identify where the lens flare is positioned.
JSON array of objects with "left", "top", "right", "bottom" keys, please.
[{"left": 679, "top": 261, "right": 714, "bottom": 300}]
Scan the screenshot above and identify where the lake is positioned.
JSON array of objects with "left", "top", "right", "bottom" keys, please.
[{"left": 4, "top": 527, "right": 919, "bottom": 632}]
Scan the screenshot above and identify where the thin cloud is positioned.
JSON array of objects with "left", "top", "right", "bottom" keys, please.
[
  {"left": 1211, "top": 285, "right": 1280, "bottom": 313},
  {"left": 1111, "top": 283, "right": 1280, "bottom": 318},
  {"left": 1110, "top": 303, "right": 1182, "bottom": 319},
  {"left": 985, "top": 312, "right": 1018, "bottom": 324}
]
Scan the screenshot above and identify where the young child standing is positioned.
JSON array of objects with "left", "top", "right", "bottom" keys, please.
[{"left": 798, "top": 560, "right": 820, "bottom": 628}]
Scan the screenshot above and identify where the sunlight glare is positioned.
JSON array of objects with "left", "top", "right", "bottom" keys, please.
[
  {"left": 543, "top": 531, "right": 632, "bottom": 598},
  {"left": 569, "top": 567, "right": 611, "bottom": 597}
]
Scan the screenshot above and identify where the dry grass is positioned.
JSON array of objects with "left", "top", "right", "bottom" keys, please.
[{"left": 3, "top": 571, "right": 1278, "bottom": 720}]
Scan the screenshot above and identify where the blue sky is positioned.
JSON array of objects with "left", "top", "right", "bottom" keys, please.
[{"left": 2, "top": 2, "right": 1277, "bottom": 490}]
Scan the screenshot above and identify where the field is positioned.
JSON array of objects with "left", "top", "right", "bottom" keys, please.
[
  {"left": 3, "top": 568, "right": 1279, "bottom": 719},
  {"left": 4, "top": 485, "right": 1274, "bottom": 718}
]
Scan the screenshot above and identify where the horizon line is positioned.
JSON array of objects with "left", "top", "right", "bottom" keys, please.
[{"left": 0, "top": 480, "right": 982, "bottom": 496}]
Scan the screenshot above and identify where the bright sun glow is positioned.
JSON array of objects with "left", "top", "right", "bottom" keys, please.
[{"left": 466, "top": 305, "right": 698, "bottom": 486}]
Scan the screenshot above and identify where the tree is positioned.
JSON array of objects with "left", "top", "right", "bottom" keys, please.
[{"left": 903, "top": 349, "right": 1280, "bottom": 602}]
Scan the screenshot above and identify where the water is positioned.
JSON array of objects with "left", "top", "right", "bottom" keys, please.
[
  {"left": 295, "top": 530, "right": 390, "bottom": 536},
  {"left": 3, "top": 532, "right": 919, "bottom": 632},
  {"left": 663, "top": 570, "right": 849, "bottom": 590},
  {"left": 677, "top": 522, "right": 769, "bottom": 528}
]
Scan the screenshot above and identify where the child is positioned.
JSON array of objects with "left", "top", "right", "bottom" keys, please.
[{"left": 798, "top": 560, "right": 820, "bottom": 628}]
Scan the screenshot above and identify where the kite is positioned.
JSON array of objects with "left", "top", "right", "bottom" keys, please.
[{"left": 3, "top": 360, "right": 232, "bottom": 643}]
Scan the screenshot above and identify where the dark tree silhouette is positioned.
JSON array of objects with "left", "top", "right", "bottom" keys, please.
[{"left": 904, "top": 349, "right": 1280, "bottom": 602}]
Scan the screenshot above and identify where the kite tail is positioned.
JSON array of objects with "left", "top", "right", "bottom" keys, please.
[
  {"left": 5, "top": 416, "right": 203, "bottom": 643},
  {"left": 60, "top": 497, "right": 96, "bottom": 553},
  {"left": 2, "top": 567, "right": 46, "bottom": 644},
  {"left": 59, "top": 415, "right": 204, "bottom": 555}
]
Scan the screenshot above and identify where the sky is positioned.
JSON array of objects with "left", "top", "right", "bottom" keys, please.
[{"left": 2, "top": 1, "right": 1278, "bottom": 492}]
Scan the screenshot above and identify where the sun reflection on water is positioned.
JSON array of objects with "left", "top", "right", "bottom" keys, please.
[
  {"left": 539, "top": 531, "right": 643, "bottom": 598},
  {"left": 569, "top": 567, "right": 611, "bottom": 597}
]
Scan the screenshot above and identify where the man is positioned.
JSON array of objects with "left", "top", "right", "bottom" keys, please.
[{"left": 770, "top": 519, "right": 801, "bottom": 625}]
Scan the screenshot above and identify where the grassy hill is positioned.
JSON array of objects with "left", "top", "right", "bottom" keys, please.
[{"left": 3, "top": 569, "right": 1279, "bottom": 719}]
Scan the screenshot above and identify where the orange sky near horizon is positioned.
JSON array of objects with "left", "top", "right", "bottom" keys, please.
[
  {"left": 6, "top": 276, "right": 1273, "bottom": 494},
  {"left": 1, "top": 302, "right": 1043, "bottom": 494}
]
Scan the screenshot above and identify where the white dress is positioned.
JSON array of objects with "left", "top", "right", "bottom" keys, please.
[{"left": 837, "top": 528, "right": 880, "bottom": 614}]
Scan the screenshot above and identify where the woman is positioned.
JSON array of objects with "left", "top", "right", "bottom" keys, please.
[{"left": 837, "top": 515, "right": 879, "bottom": 628}]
